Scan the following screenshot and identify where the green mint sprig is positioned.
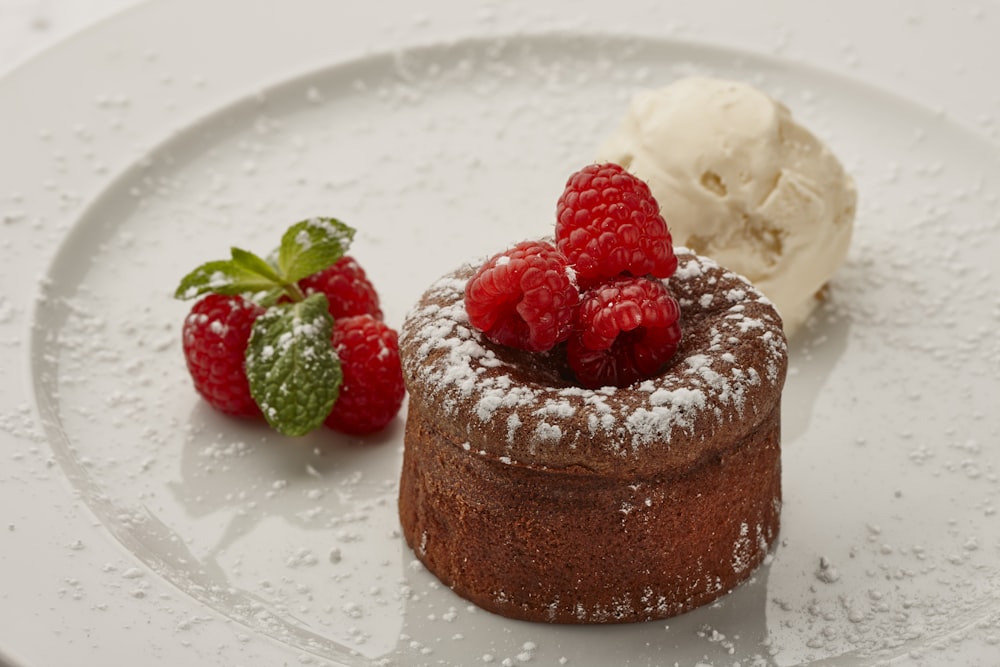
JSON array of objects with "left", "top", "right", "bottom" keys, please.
[{"left": 174, "top": 217, "right": 356, "bottom": 436}]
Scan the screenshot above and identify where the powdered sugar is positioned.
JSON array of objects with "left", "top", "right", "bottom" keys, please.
[
  {"left": 534, "top": 422, "right": 562, "bottom": 442},
  {"left": 476, "top": 382, "right": 537, "bottom": 419},
  {"left": 626, "top": 386, "right": 707, "bottom": 447},
  {"left": 505, "top": 413, "right": 522, "bottom": 444}
]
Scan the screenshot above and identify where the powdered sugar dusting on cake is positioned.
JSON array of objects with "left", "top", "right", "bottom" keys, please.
[
  {"left": 731, "top": 522, "right": 753, "bottom": 574},
  {"left": 534, "top": 422, "right": 562, "bottom": 443},
  {"left": 626, "top": 387, "right": 706, "bottom": 449},
  {"left": 400, "top": 252, "right": 787, "bottom": 467},
  {"left": 475, "top": 382, "right": 538, "bottom": 422},
  {"left": 673, "top": 251, "right": 706, "bottom": 279},
  {"left": 505, "top": 413, "right": 522, "bottom": 444}
]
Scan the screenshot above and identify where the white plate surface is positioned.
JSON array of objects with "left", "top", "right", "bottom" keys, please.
[{"left": 2, "top": 2, "right": 1000, "bottom": 666}]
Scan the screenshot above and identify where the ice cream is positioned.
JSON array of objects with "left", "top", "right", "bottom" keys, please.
[{"left": 596, "top": 77, "right": 856, "bottom": 334}]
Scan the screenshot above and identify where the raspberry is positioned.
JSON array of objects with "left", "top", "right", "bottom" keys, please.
[
  {"left": 325, "top": 314, "right": 405, "bottom": 435},
  {"left": 566, "top": 276, "right": 681, "bottom": 388},
  {"left": 299, "top": 255, "right": 383, "bottom": 320},
  {"left": 555, "top": 162, "right": 677, "bottom": 287},
  {"left": 182, "top": 294, "right": 265, "bottom": 416},
  {"left": 464, "top": 240, "right": 578, "bottom": 352}
]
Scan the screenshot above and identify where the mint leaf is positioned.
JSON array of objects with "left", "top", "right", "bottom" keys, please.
[
  {"left": 174, "top": 247, "right": 284, "bottom": 300},
  {"left": 230, "top": 247, "right": 284, "bottom": 284},
  {"left": 244, "top": 294, "right": 341, "bottom": 436},
  {"left": 277, "top": 217, "right": 355, "bottom": 283}
]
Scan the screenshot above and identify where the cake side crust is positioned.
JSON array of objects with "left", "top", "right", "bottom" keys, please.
[{"left": 399, "top": 397, "right": 782, "bottom": 623}]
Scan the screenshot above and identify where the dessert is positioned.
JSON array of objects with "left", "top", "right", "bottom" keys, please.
[
  {"left": 597, "top": 76, "right": 856, "bottom": 333},
  {"left": 399, "top": 251, "right": 786, "bottom": 623},
  {"left": 397, "top": 164, "right": 788, "bottom": 624}
]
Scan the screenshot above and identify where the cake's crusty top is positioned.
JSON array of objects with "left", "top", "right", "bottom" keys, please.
[{"left": 399, "top": 249, "right": 787, "bottom": 477}]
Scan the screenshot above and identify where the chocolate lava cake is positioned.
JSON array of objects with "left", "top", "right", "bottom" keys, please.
[{"left": 397, "top": 249, "right": 787, "bottom": 623}]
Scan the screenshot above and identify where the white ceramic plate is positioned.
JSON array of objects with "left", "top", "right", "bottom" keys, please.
[{"left": 3, "top": 2, "right": 1000, "bottom": 666}]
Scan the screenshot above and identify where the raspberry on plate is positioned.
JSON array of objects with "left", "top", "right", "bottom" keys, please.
[
  {"left": 464, "top": 240, "right": 579, "bottom": 352},
  {"left": 566, "top": 276, "right": 682, "bottom": 388},
  {"left": 182, "top": 294, "right": 265, "bottom": 416},
  {"left": 555, "top": 162, "right": 678, "bottom": 287},
  {"left": 325, "top": 314, "right": 406, "bottom": 435},
  {"left": 175, "top": 217, "right": 407, "bottom": 437},
  {"left": 298, "top": 255, "right": 383, "bottom": 320}
]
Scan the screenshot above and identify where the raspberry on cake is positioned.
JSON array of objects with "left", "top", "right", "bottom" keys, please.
[
  {"left": 555, "top": 162, "right": 678, "bottom": 288},
  {"left": 463, "top": 240, "right": 578, "bottom": 353},
  {"left": 567, "top": 276, "right": 682, "bottom": 388}
]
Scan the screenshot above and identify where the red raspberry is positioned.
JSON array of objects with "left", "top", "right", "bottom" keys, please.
[
  {"left": 299, "top": 255, "right": 383, "bottom": 320},
  {"left": 325, "top": 314, "right": 405, "bottom": 435},
  {"left": 182, "top": 294, "right": 265, "bottom": 416},
  {"left": 464, "top": 240, "right": 579, "bottom": 352},
  {"left": 566, "top": 276, "right": 682, "bottom": 388},
  {"left": 555, "top": 162, "right": 677, "bottom": 287}
]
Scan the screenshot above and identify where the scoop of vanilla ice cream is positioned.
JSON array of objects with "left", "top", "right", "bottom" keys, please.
[{"left": 597, "top": 77, "right": 856, "bottom": 334}]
